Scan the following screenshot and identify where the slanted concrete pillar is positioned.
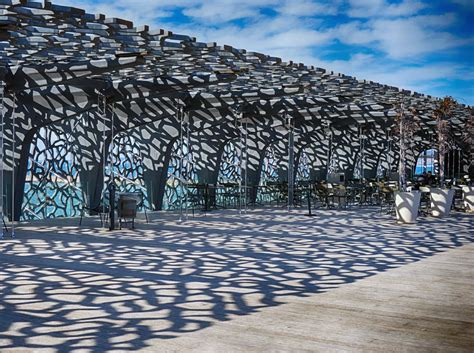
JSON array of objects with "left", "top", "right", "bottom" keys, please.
[
  {"left": 361, "top": 129, "right": 388, "bottom": 179},
  {"left": 275, "top": 139, "right": 289, "bottom": 183},
  {"left": 329, "top": 125, "right": 359, "bottom": 181},
  {"left": 135, "top": 122, "right": 179, "bottom": 210},
  {"left": 295, "top": 128, "right": 328, "bottom": 182},
  {"left": 1, "top": 94, "right": 36, "bottom": 221},
  {"left": 71, "top": 113, "right": 108, "bottom": 210},
  {"left": 193, "top": 135, "right": 227, "bottom": 185}
]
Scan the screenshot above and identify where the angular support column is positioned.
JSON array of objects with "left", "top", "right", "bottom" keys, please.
[
  {"left": 328, "top": 125, "right": 359, "bottom": 181},
  {"left": 137, "top": 122, "right": 180, "bottom": 210},
  {"left": 193, "top": 134, "right": 227, "bottom": 185}
]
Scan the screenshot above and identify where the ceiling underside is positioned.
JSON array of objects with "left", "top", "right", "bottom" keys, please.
[{"left": 0, "top": 0, "right": 471, "bottom": 140}]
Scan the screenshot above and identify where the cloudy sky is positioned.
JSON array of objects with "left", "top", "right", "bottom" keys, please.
[{"left": 63, "top": 0, "right": 473, "bottom": 104}]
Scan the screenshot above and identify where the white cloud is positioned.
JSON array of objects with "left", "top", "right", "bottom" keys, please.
[
  {"left": 333, "top": 14, "right": 469, "bottom": 59},
  {"left": 304, "top": 53, "right": 473, "bottom": 99},
  {"left": 58, "top": 0, "right": 183, "bottom": 25},
  {"left": 370, "top": 17, "right": 467, "bottom": 58},
  {"left": 266, "top": 28, "right": 333, "bottom": 48},
  {"left": 276, "top": 0, "right": 340, "bottom": 16},
  {"left": 166, "top": 14, "right": 332, "bottom": 55},
  {"left": 347, "top": 0, "right": 427, "bottom": 18},
  {"left": 183, "top": 0, "right": 269, "bottom": 23}
]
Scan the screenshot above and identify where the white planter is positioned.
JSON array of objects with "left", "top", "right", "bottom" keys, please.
[
  {"left": 462, "top": 186, "right": 474, "bottom": 212},
  {"left": 395, "top": 191, "right": 421, "bottom": 224},
  {"left": 430, "top": 188, "right": 455, "bottom": 217}
]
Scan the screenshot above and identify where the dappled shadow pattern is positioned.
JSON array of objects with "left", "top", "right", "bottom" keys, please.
[{"left": 0, "top": 208, "right": 473, "bottom": 352}]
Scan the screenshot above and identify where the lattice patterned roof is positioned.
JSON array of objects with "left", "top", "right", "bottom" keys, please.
[{"left": 0, "top": 0, "right": 471, "bottom": 135}]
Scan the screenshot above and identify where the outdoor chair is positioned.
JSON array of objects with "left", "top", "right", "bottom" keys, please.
[
  {"left": 371, "top": 182, "right": 385, "bottom": 206},
  {"left": 366, "top": 183, "right": 379, "bottom": 205},
  {"left": 1, "top": 194, "right": 8, "bottom": 233},
  {"left": 187, "top": 184, "right": 206, "bottom": 216},
  {"left": 418, "top": 186, "right": 431, "bottom": 216},
  {"left": 452, "top": 187, "right": 464, "bottom": 211},
  {"left": 293, "top": 186, "right": 304, "bottom": 207},
  {"left": 315, "top": 183, "right": 332, "bottom": 208},
  {"left": 118, "top": 191, "right": 149, "bottom": 223},
  {"left": 345, "top": 186, "right": 360, "bottom": 207},
  {"left": 275, "top": 183, "right": 288, "bottom": 206},
  {"left": 261, "top": 184, "right": 280, "bottom": 205},
  {"left": 117, "top": 196, "right": 137, "bottom": 229},
  {"left": 332, "top": 185, "right": 348, "bottom": 209},
  {"left": 379, "top": 186, "right": 396, "bottom": 214},
  {"left": 207, "top": 185, "right": 218, "bottom": 210},
  {"left": 2, "top": 217, "right": 8, "bottom": 233},
  {"left": 219, "top": 183, "right": 239, "bottom": 209},
  {"left": 79, "top": 200, "right": 109, "bottom": 227}
]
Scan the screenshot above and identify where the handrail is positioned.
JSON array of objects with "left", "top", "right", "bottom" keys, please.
[
  {"left": 111, "top": 170, "right": 147, "bottom": 191},
  {"left": 28, "top": 157, "right": 82, "bottom": 192},
  {"left": 22, "top": 205, "right": 45, "bottom": 220}
]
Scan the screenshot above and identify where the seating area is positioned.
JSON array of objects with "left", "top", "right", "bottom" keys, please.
[{"left": 160, "top": 178, "right": 472, "bottom": 219}]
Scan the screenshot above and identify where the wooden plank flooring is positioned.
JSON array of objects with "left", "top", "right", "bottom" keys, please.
[
  {"left": 155, "top": 244, "right": 474, "bottom": 353},
  {"left": 0, "top": 208, "right": 472, "bottom": 352}
]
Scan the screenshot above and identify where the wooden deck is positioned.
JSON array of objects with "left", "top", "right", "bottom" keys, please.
[
  {"left": 0, "top": 208, "right": 472, "bottom": 352},
  {"left": 157, "top": 243, "right": 474, "bottom": 353}
]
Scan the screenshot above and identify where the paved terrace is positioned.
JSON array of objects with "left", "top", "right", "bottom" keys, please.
[{"left": 0, "top": 208, "right": 473, "bottom": 352}]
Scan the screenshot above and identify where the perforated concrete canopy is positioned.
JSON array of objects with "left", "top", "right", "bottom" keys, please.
[
  {"left": 0, "top": 0, "right": 472, "bottom": 219},
  {"left": 1, "top": 0, "right": 470, "bottom": 125}
]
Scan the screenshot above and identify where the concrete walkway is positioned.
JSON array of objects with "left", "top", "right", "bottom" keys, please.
[{"left": 0, "top": 208, "right": 472, "bottom": 352}]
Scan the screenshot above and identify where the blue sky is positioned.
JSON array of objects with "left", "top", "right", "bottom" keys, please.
[{"left": 63, "top": 0, "right": 473, "bottom": 105}]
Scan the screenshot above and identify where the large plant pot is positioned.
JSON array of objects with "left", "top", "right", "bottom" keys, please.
[
  {"left": 395, "top": 191, "right": 421, "bottom": 224},
  {"left": 461, "top": 186, "right": 474, "bottom": 212},
  {"left": 430, "top": 188, "right": 455, "bottom": 217}
]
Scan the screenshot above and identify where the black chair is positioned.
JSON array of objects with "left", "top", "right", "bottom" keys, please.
[
  {"left": 187, "top": 184, "right": 206, "bottom": 216},
  {"left": 118, "top": 191, "right": 149, "bottom": 223},
  {"left": 292, "top": 185, "right": 304, "bottom": 207},
  {"left": 259, "top": 185, "right": 278, "bottom": 206},
  {"left": 219, "top": 183, "right": 239, "bottom": 209},
  {"left": 2, "top": 195, "right": 9, "bottom": 233},
  {"left": 79, "top": 200, "right": 109, "bottom": 226},
  {"left": 118, "top": 196, "right": 137, "bottom": 229},
  {"left": 418, "top": 186, "right": 431, "bottom": 216},
  {"left": 2, "top": 217, "right": 8, "bottom": 234},
  {"left": 315, "top": 183, "right": 332, "bottom": 208},
  {"left": 332, "top": 185, "right": 348, "bottom": 209},
  {"left": 452, "top": 187, "right": 464, "bottom": 211},
  {"left": 379, "top": 186, "right": 395, "bottom": 214}
]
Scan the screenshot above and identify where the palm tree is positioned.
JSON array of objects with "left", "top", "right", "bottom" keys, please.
[
  {"left": 433, "top": 97, "right": 456, "bottom": 188},
  {"left": 393, "top": 103, "right": 419, "bottom": 191},
  {"left": 461, "top": 109, "right": 474, "bottom": 179}
]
